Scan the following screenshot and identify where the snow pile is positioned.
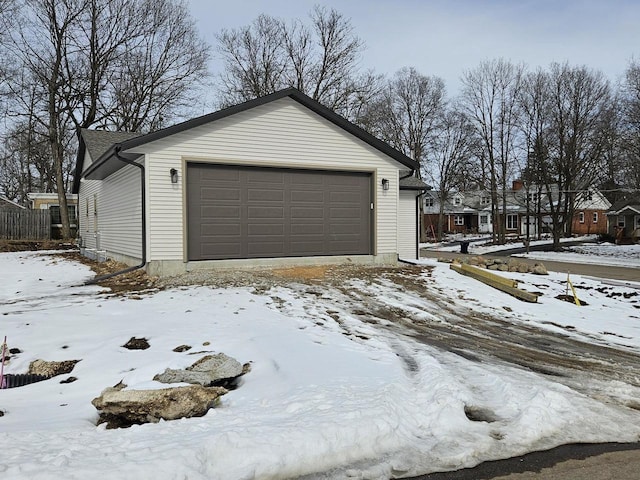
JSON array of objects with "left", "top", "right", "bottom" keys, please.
[{"left": 1, "top": 251, "right": 640, "bottom": 479}]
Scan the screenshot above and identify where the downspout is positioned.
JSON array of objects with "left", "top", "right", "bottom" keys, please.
[{"left": 85, "top": 146, "right": 146, "bottom": 285}]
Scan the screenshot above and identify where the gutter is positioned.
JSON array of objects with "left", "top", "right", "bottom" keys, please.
[{"left": 83, "top": 146, "right": 147, "bottom": 285}]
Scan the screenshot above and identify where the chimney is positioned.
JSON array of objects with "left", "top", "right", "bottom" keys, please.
[{"left": 512, "top": 179, "right": 524, "bottom": 191}]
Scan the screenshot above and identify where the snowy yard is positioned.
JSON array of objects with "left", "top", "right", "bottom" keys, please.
[{"left": 1, "top": 250, "right": 640, "bottom": 479}]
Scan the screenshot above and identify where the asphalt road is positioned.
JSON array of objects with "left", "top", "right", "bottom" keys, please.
[
  {"left": 420, "top": 249, "right": 640, "bottom": 283},
  {"left": 413, "top": 443, "right": 640, "bottom": 480},
  {"left": 409, "top": 249, "right": 640, "bottom": 479}
]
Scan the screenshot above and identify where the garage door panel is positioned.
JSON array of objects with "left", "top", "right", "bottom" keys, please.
[
  {"left": 202, "top": 206, "right": 241, "bottom": 219},
  {"left": 291, "top": 190, "right": 323, "bottom": 202},
  {"left": 188, "top": 164, "right": 371, "bottom": 261},
  {"left": 248, "top": 189, "right": 284, "bottom": 202}
]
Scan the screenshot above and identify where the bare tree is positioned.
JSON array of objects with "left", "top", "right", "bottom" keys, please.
[
  {"left": 619, "top": 59, "right": 640, "bottom": 192},
  {"left": 425, "top": 107, "right": 478, "bottom": 241},
  {"left": 5, "top": 0, "right": 209, "bottom": 238},
  {"left": 215, "top": 6, "right": 377, "bottom": 119},
  {"left": 105, "top": 0, "right": 210, "bottom": 131},
  {"left": 461, "top": 59, "right": 524, "bottom": 244},
  {"left": 547, "top": 63, "right": 611, "bottom": 241},
  {"left": 363, "top": 67, "right": 446, "bottom": 173}
]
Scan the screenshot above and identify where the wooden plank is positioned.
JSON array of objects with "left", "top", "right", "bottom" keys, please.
[
  {"left": 451, "top": 263, "right": 539, "bottom": 303},
  {"left": 460, "top": 262, "right": 519, "bottom": 288}
]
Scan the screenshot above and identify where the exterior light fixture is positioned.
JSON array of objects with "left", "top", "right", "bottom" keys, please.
[
  {"left": 381, "top": 178, "right": 389, "bottom": 191},
  {"left": 170, "top": 168, "right": 178, "bottom": 184}
]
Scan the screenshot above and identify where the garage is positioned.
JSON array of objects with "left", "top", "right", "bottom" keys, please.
[{"left": 187, "top": 163, "right": 372, "bottom": 260}]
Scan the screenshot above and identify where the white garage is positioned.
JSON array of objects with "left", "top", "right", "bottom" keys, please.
[{"left": 74, "top": 88, "right": 427, "bottom": 276}]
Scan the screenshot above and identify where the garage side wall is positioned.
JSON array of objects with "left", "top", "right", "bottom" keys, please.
[
  {"left": 398, "top": 191, "right": 418, "bottom": 260},
  {"left": 129, "top": 98, "right": 402, "bottom": 267},
  {"left": 78, "top": 161, "right": 142, "bottom": 264}
]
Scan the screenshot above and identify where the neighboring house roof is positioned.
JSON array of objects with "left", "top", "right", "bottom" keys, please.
[
  {"left": 0, "top": 196, "right": 25, "bottom": 209},
  {"left": 73, "top": 88, "right": 419, "bottom": 193},
  {"left": 608, "top": 197, "right": 640, "bottom": 215}
]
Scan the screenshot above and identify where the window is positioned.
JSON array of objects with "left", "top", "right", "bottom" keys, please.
[
  {"left": 592, "top": 212, "right": 598, "bottom": 223},
  {"left": 527, "top": 192, "right": 539, "bottom": 203},
  {"left": 453, "top": 196, "right": 461, "bottom": 206},
  {"left": 424, "top": 196, "right": 434, "bottom": 207},
  {"left": 635, "top": 215, "right": 640, "bottom": 229},
  {"left": 578, "top": 212, "right": 585, "bottom": 223},
  {"left": 85, "top": 199, "right": 89, "bottom": 217},
  {"left": 454, "top": 215, "right": 464, "bottom": 226},
  {"left": 617, "top": 216, "right": 626, "bottom": 228},
  {"left": 480, "top": 215, "right": 489, "bottom": 225},
  {"left": 49, "top": 205, "right": 77, "bottom": 225},
  {"left": 585, "top": 190, "right": 593, "bottom": 201},
  {"left": 480, "top": 195, "right": 490, "bottom": 205},
  {"left": 506, "top": 214, "right": 518, "bottom": 230}
]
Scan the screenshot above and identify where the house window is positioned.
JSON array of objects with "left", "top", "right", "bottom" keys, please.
[
  {"left": 480, "top": 195, "right": 490, "bottom": 205},
  {"left": 617, "top": 216, "right": 626, "bottom": 228},
  {"left": 454, "top": 215, "right": 464, "bottom": 226},
  {"left": 635, "top": 215, "right": 640, "bottom": 229},
  {"left": 527, "top": 192, "right": 539, "bottom": 203},
  {"left": 592, "top": 212, "right": 598, "bottom": 223},
  {"left": 506, "top": 214, "right": 518, "bottom": 230},
  {"left": 578, "top": 212, "right": 584, "bottom": 223},
  {"left": 424, "top": 196, "right": 434, "bottom": 207},
  {"left": 49, "top": 205, "right": 77, "bottom": 225},
  {"left": 480, "top": 215, "right": 488, "bottom": 225},
  {"left": 453, "top": 196, "right": 461, "bottom": 206},
  {"left": 585, "top": 190, "right": 593, "bottom": 201}
]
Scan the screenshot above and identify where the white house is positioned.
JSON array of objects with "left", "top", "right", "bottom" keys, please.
[{"left": 72, "top": 88, "right": 427, "bottom": 276}]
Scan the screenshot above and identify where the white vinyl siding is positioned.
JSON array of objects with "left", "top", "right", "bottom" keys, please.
[
  {"left": 78, "top": 164, "right": 142, "bottom": 261},
  {"left": 398, "top": 191, "right": 418, "bottom": 259},
  {"left": 127, "top": 98, "right": 403, "bottom": 261}
]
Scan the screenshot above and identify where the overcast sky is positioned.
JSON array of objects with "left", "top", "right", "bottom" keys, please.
[{"left": 188, "top": 0, "right": 639, "bottom": 96}]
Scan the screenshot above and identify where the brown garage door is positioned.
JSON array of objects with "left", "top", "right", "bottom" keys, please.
[{"left": 187, "top": 164, "right": 372, "bottom": 260}]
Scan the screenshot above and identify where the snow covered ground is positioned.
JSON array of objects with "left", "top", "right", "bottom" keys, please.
[
  {"left": 1, "top": 250, "right": 640, "bottom": 479},
  {"left": 421, "top": 235, "right": 600, "bottom": 255}
]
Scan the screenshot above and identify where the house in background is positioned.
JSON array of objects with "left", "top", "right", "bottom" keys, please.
[
  {"left": 607, "top": 196, "right": 640, "bottom": 244},
  {"left": 571, "top": 189, "right": 611, "bottom": 235},
  {"left": 73, "top": 88, "right": 427, "bottom": 276},
  {"left": 26, "top": 193, "right": 78, "bottom": 239},
  {"left": 424, "top": 181, "right": 611, "bottom": 238}
]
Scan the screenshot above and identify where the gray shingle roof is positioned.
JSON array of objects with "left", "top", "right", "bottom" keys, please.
[
  {"left": 399, "top": 171, "right": 430, "bottom": 190},
  {"left": 80, "top": 129, "right": 142, "bottom": 162}
]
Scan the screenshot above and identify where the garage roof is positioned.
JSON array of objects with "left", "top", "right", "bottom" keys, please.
[{"left": 74, "top": 88, "right": 420, "bottom": 192}]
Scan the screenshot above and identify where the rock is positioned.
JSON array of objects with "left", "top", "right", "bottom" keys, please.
[
  {"left": 122, "top": 337, "right": 150, "bottom": 350},
  {"left": 154, "top": 353, "right": 243, "bottom": 387},
  {"left": 437, "top": 257, "right": 453, "bottom": 263},
  {"left": 173, "top": 345, "right": 192, "bottom": 353},
  {"left": 531, "top": 263, "right": 548, "bottom": 275},
  {"left": 487, "top": 264, "right": 499, "bottom": 270},
  {"left": 92, "top": 384, "right": 227, "bottom": 429},
  {"left": 9, "top": 348, "right": 21, "bottom": 354},
  {"left": 497, "top": 264, "right": 509, "bottom": 272},
  {"left": 60, "top": 376, "right": 77, "bottom": 384},
  {"left": 28, "top": 359, "right": 79, "bottom": 377},
  {"left": 517, "top": 264, "right": 529, "bottom": 273}
]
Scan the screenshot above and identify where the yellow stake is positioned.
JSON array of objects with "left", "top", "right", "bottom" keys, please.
[{"left": 567, "top": 272, "right": 581, "bottom": 306}]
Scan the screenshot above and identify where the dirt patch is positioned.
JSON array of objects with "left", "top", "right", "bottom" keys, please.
[
  {"left": 555, "top": 294, "right": 589, "bottom": 306},
  {"left": 54, "top": 251, "right": 158, "bottom": 294},
  {"left": 122, "top": 337, "right": 150, "bottom": 350},
  {"left": 270, "top": 265, "right": 332, "bottom": 281},
  {"left": 0, "top": 240, "right": 76, "bottom": 253}
]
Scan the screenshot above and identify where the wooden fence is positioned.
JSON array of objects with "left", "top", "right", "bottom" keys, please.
[{"left": 0, "top": 208, "right": 51, "bottom": 240}]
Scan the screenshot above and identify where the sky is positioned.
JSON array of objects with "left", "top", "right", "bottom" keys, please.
[
  {"left": 187, "top": 0, "right": 640, "bottom": 96},
  {"left": 2, "top": 246, "right": 640, "bottom": 478}
]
